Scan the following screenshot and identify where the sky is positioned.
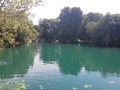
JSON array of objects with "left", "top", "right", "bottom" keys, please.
[{"left": 30, "top": 0, "right": 120, "bottom": 24}]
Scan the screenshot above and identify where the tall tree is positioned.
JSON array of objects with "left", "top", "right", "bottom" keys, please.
[{"left": 58, "top": 7, "right": 83, "bottom": 42}]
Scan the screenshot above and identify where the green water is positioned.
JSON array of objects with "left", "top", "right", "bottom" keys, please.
[{"left": 0, "top": 43, "right": 120, "bottom": 90}]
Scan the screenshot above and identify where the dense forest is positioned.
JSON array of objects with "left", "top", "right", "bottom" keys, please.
[
  {"left": 36, "top": 7, "right": 120, "bottom": 47},
  {"left": 1, "top": 3, "right": 120, "bottom": 48}
]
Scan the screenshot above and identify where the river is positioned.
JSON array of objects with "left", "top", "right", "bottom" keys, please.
[{"left": 0, "top": 43, "right": 120, "bottom": 90}]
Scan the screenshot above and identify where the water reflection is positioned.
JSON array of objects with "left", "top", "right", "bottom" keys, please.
[
  {"left": 40, "top": 43, "right": 120, "bottom": 76},
  {"left": 0, "top": 44, "right": 36, "bottom": 78},
  {"left": 0, "top": 43, "right": 120, "bottom": 79}
]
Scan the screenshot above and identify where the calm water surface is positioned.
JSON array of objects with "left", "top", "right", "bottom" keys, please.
[{"left": 0, "top": 43, "right": 120, "bottom": 90}]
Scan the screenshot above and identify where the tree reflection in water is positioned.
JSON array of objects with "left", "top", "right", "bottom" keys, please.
[
  {"left": 0, "top": 43, "right": 120, "bottom": 79},
  {"left": 0, "top": 44, "right": 36, "bottom": 78},
  {"left": 40, "top": 43, "right": 120, "bottom": 76}
]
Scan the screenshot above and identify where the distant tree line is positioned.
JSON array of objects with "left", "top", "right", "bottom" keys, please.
[{"left": 36, "top": 7, "right": 120, "bottom": 47}]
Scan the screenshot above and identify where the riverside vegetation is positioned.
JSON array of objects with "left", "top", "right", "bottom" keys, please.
[
  {"left": 0, "top": 1, "right": 120, "bottom": 89},
  {"left": 36, "top": 7, "right": 120, "bottom": 47},
  {"left": 0, "top": 0, "right": 41, "bottom": 89},
  {"left": 1, "top": 4, "right": 120, "bottom": 48},
  {"left": 0, "top": 0, "right": 41, "bottom": 49}
]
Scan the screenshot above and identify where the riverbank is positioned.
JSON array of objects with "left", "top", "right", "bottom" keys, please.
[{"left": 38, "top": 39, "right": 120, "bottom": 48}]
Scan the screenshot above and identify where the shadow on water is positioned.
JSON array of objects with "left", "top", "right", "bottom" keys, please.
[{"left": 40, "top": 43, "right": 120, "bottom": 76}]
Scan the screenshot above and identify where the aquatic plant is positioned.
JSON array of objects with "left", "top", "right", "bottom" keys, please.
[{"left": 0, "top": 80, "right": 27, "bottom": 90}]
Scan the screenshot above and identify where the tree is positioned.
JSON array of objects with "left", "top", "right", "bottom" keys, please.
[
  {"left": 110, "top": 14, "right": 120, "bottom": 46},
  {"left": 0, "top": 0, "right": 42, "bottom": 12},
  {"left": 0, "top": 11, "right": 38, "bottom": 48},
  {"left": 38, "top": 19, "right": 59, "bottom": 42},
  {"left": 82, "top": 13, "right": 103, "bottom": 44},
  {"left": 58, "top": 7, "right": 83, "bottom": 42},
  {"left": 36, "top": 6, "right": 120, "bottom": 47},
  {"left": 0, "top": 0, "right": 42, "bottom": 48},
  {"left": 99, "top": 14, "right": 120, "bottom": 46},
  {"left": 85, "top": 13, "right": 120, "bottom": 46},
  {"left": 84, "top": 12, "right": 103, "bottom": 22}
]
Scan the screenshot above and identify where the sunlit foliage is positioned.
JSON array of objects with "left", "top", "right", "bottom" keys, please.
[{"left": 0, "top": 11, "right": 38, "bottom": 48}]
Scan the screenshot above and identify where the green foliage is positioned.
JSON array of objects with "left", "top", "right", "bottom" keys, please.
[
  {"left": 38, "top": 19, "right": 59, "bottom": 42},
  {"left": 83, "top": 12, "right": 103, "bottom": 22},
  {"left": 38, "top": 7, "right": 83, "bottom": 43},
  {"left": 37, "top": 7, "right": 120, "bottom": 47},
  {"left": 58, "top": 7, "right": 83, "bottom": 42},
  {"left": 0, "top": 0, "right": 42, "bottom": 49},
  {"left": 0, "top": 11, "right": 38, "bottom": 48},
  {"left": 99, "top": 14, "right": 120, "bottom": 46},
  {"left": 0, "top": 0, "right": 42, "bottom": 12}
]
